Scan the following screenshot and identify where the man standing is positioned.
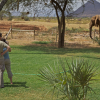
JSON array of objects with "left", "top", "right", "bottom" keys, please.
[{"left": 0, "top": 33, "right": 11, "bottom": 88}]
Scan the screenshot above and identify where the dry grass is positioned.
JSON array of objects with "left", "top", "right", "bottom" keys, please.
[{"left": 0, "top": 20, "right": 100, "bottom": 48}]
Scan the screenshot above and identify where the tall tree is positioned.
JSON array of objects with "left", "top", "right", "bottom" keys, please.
[
  {"left": 42, "top": 0, "right": 93, "bottom": 48},
  {"left": 50, "top": 0, "right": 71, "bottom": 48}
]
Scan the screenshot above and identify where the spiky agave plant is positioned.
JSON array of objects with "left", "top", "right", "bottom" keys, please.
[
  {"left": 67, "top": 58, "right": 99, "bottom": 100},
  {"left": 38, "top": 58, "right": 98, "bottom": 100}
]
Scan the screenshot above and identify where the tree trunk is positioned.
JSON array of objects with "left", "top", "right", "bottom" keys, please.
[
  {"left": 58, "top": 24, "right": 62, "bottom": 48},
  {"left": 58, "top": 28, "right": 65, "bottom": 48},
  {"left": 58, "top": 15, "right": 65, "bottom": 48},
  {"left": 0, "top": 0, "right": 8, "bottom": 11}
]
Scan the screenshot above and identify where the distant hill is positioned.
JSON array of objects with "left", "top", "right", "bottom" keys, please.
[{"left": 70, "top": 0, "right": 100, "bottom": 17}]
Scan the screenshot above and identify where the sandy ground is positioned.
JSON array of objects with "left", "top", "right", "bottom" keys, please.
[{"left": 0, "top": 20, "right": 100, "bottom": 48}]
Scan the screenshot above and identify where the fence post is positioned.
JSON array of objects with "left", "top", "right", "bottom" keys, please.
[
  {"left": 42, "top": 32, "right": 43, "bottom": 41},
  {"left": 34, "top": 27, "right": 35, "bottom": 40},
  {"left": 52, "top": 29, "right": 53, "bottom": 42},
  {"left": 11, "top": 25, "right": 13, "bottom": 39}
]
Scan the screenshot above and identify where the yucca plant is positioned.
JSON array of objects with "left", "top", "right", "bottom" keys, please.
[
  {"left": 38, "top": 58, "right": 98, "bottom": 100},
  {"left": 67, "top": 58, "right": 98, "bottom": 100}
]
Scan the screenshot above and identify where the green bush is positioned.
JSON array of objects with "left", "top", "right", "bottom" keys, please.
[
  {"left": 94, "top": 36, "right": 100, "bottom": 45},
  {"left": 24, "top": 17, "right": 30, "bottom": 21},
  {"left": 32, "top": 41, "right": 52, "bottom": 44},
  {"left": 38, "top": 58, "right": 98, "bottom": 100},
  {"left": 66, "top": 27, "right": 88, "bottom": 33},
  {"left": 8, "top": 15, "right": 13, "bottom": 21}
]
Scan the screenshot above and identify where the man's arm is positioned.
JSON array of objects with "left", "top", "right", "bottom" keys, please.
[
  {"left": 8, "top": 47, "right": 11, "bottom": 52},
  {"left": 1, "top": 45, "right": 11, "bottom": 55},
  {"left": 6, "top": 41, "right": 11, "bottom": 52}
]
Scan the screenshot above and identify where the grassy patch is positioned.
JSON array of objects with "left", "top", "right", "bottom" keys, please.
[
  {"left": 1, "top": 45, "right": 100, "bottom": 100},
  {"left": 66, "top": 27, "right": 89, "bottom": 33},
  {"left": 32, "top": 41, "right": 52, "bottom": 44}
]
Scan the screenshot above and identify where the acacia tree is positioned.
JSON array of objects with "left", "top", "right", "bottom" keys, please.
[
  {"left": 44, "top": 0, "right": 93, "bottom": 48},
  {"left": 50, "top": 0, "right": 72, "bottom": 48}
]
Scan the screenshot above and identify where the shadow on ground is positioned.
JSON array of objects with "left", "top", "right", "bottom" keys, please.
[
  {"left": 10, "top": 42, "right": 100, "bottom": 55},
  {"left": 4, "top": 82, "right": 28, "bottom": 88}
]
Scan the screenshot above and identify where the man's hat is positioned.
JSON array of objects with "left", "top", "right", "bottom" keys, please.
[{"left": 0, "top": 33, "right": 2, "bottom": 37}]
